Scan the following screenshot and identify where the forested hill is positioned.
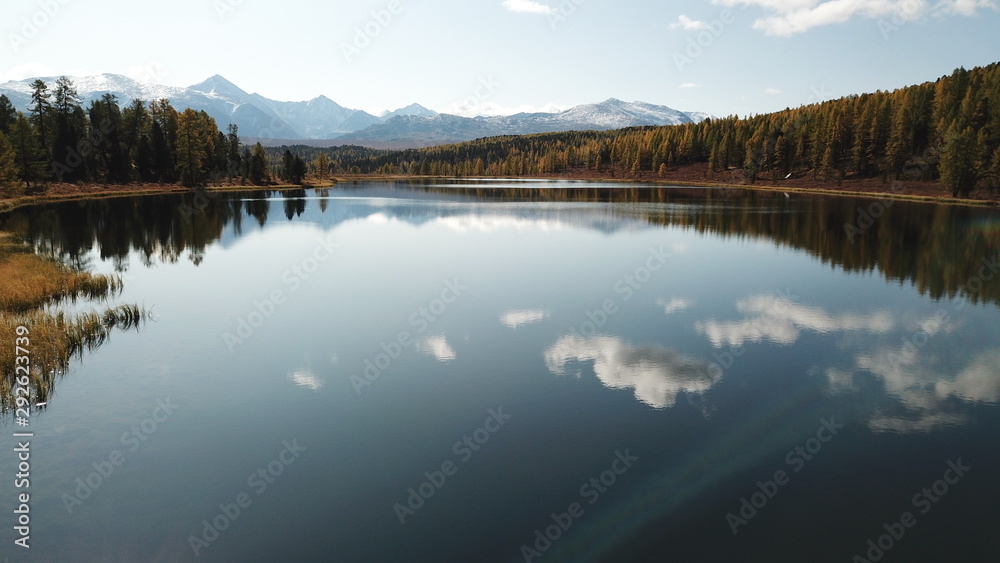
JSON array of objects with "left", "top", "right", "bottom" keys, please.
[{"left": 307, "top": 63, "right": 1000, "bottom": 198}]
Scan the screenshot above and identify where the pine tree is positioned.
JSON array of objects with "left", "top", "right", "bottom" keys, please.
[
  {"left": 29, "top": 79, "right": 52, "bottom": 173},
  {"left": 315, "top": 152, "right": 329, "bottom": 180},
  {"left": 0, "top": 95, "right": 16, "bottom": 136},
  {"left": 249, "top": 142, "right": 268, "bottom": 185},
  {"left": 281, "top": 149, "right": 295, "bottom": 182},
  {"left": 0, "top": 131, "right": 20, "bottom": 196},
  {"left": 940, "top": 124, "right": 977, "bottom": 197},
  {"left": 226, "top": 124, "right": 241, "bottom": 182},
  {"left": 176, "top": 108, "right": 207, "bottom": 187},
  {"left": 9, "top": 114, "right": 46, "bottom": 188}
]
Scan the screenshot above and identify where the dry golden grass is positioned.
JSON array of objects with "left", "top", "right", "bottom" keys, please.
[
  {"left": 1, "top": 232, "right": 145, "bottom": 413},
  {"left": 0, "top": 233, "right": 123, "bottom": 311}
]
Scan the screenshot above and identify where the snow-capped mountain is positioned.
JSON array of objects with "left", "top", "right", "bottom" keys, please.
[
  {"left": 0, "top": 74, "right": 711, "bottom": 147},
  {"left": 338, "top": 99, "right": 711, "bottom": 147},
  {"left": 380, "top": 103, "right": 440, "bottom": 120}
]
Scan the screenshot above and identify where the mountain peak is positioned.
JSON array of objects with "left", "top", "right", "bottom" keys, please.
[
  {"left": 189, "top": 74, "right": 246, "bottom": 98},
  {"left": 380, "top": 103, "right": 439, "bottom": 121}
]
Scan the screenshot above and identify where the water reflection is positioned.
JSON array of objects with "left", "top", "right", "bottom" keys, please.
[
  {"left": 287, "top": 367, "right": 325, "bottom": 391},
  {"left": 544, "top": 335, "right": 717, "bottom": 409},
  {"left": 417, "top": 334, "right": 457, "bottom": 362},
  {"left": 657, "top": 298, "right": 693, "bottom": 314},
  {"left": 1, "top": 183, "right": 997, "bottom": 309},
  {"left": 825, "top": 342, "right": 1000, "bottom": 433},
  {"left": 696, "top": 293, "right": 895, "bottom": 347},
  {"left": 499, "top": 309, "right": 550, "bottom": 329}
]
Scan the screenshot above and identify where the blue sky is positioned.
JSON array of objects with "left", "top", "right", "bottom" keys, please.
[{"left": 3, "top": 0, "right": 998, "bottom": 117}]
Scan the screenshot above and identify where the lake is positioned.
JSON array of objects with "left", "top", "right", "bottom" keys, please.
[{"left": 1, "top": 180, "right": 998, "bottom": 562}]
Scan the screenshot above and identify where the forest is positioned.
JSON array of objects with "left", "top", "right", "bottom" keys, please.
[
  {"left": 0, "top": 77, "right": 308, "bottom": 194},
  {"left": 312, "top": 63, "right": 1000, "bottom": 198},
  {"left": 1, "top": 63, "right": 998, "bottom": 198}
]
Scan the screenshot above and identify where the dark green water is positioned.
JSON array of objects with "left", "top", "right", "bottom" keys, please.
[{"left": 1, "top": 181, "right": 998, "bottom": 562}]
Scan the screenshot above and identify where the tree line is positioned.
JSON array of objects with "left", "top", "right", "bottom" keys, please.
[
  {"left": 3, "top": 63, "right": 998, "bottom": 198},
  {"left": 314, "top": 63, "right": 1000, "bottom": 197},
  {"left": 0, "top": 77, "right": 310, "bottom": 195}
]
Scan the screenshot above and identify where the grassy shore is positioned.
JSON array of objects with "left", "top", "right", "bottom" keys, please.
[
  {"left": 0, "top": 180, "right": 338, "bottom": 214},
  {"left": 2, "top": 168, "right": 997, "bottom": 214},
  {"left": 0, "top": 232, "right": 146, "bottom": 411}
]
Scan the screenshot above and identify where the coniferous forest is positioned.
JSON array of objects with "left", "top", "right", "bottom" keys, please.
[{"left": 1, "top": 63, "right": 998, "bottom": 199}]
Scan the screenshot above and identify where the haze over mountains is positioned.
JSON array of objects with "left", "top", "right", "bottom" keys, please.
[{"left": 0, "top": 74, "right": 711, "bottom": 149}]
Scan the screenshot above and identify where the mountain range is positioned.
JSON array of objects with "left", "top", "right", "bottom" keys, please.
[{"left": 0, "top": 73, "right": 711, "bottom": 149}]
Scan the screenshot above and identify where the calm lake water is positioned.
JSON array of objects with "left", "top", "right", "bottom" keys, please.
[{"left": 2, "top": 181, "right": 999, "bottom": 562}]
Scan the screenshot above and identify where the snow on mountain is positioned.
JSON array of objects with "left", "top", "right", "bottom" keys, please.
[
  {"left": 340, "top": 99, "right": 713, "bottom": 148},
  {"left": 0, "top": 74, "right": 712, "bottom": 147},
  {"left": 683, "top": 111, "right": 714, "bottom": 123},
  {"left": 544, "top": 98, "right": 694, "bottom": 129},
  {"left": 380, "top": 103, "right": 439, "bottom": 121}
]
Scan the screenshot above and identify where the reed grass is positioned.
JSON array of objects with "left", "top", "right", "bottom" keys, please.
[{"left": 1, "top": 232, "right": 148, "bottom": 414}]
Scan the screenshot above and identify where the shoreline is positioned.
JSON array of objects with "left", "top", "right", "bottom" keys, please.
[{"left": 2, "top": 170, "right": 998, "bottom": 212}]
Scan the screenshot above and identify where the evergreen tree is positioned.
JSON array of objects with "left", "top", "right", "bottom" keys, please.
[
  {"left": 0, "top": 131, "right": 20, "bottom": 196},
  {"left": 315, "top": 152, "right": 329, "bottom": 180},
  {"left": 0, "top": 95, "right": 16, "bottom": 136},
  {"left": 940, "top": 124, "right": 977, "bottom": 197},
  {"left": 29, "top": 79, "right": 52, "bottom": 171},
  {"left": 249, "top": 142, "right": 268, "bottom": 185},
  {"left": 9, "top": 114, "right": 46, "bottom": 188},
  {"left": 52, "top": 77, "right": 87, "bottom": 182},
  {"left": 176, "top": 108, "right": 207, "bottom": 187},
  {"left": 226, "top": 124, "right": 241, "bottom": 182}
]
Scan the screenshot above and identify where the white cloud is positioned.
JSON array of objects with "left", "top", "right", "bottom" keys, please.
[
  {"left": 657, "top": 298, "right": 694, "bottom": 314},
  {"left": 669, "top": 14, "right": 712, "bottom": 30},
  {"left": 437, "top": 214, "right": 568, "bottom": 233},
  {"left": 822, "top": 336, "right": 997, "bottom": 433},
  {"left": 936, "top": 350, "right": 1000, "bottom": 403},
  {"left": 418, "top": 335, "right": 457, "bottom": 362},
  {"left": 712, "top": 0, "right": 996, "bottom": 36},
  {"left": 287, "top": 368, "right": 324, "bottom": 391},
  {"left": 679, "top": 82, "right": 701, "bottom": 89},
  {"left": 502, "top": 0, "right": 554, "bottom": 14},
  {"left": 441, "top": 100, "right": 568, "bottom": 117},
  {"left": 500, "top": 309, "right": 550, "bottom": 329},
  {"left": 765, "top": 87, "right": 782, "bottom": 94},
  {"left": 544, "top": 335, "right": 718, "bottom": 409},
  {"left": 696, "top": 294, "right": 894, "bottom": 348}
]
